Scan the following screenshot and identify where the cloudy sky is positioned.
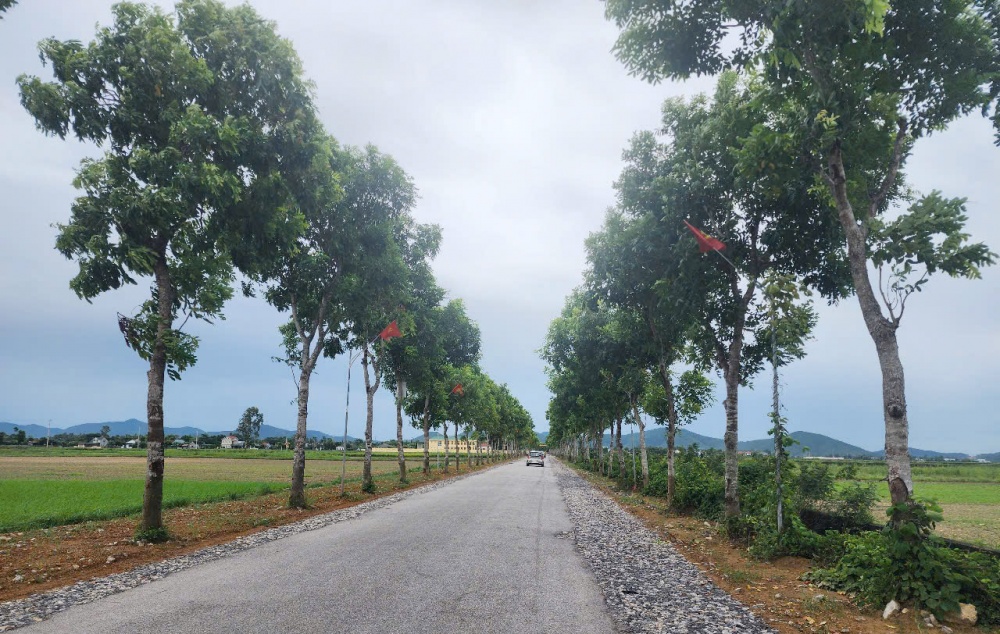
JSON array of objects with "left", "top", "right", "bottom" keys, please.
[{"left": 0, "top": 1, "right": 997, "bottom": 454}]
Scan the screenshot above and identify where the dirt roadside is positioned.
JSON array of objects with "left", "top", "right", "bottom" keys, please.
[
  {"left": 0, "top": 464, "right": 489, "bottom": 604},
  {"left": 576, "top": 469, "right": 991, "bottom": 634}
]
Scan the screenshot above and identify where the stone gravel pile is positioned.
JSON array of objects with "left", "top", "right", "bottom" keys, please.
[
  {"left": 0, "top": 470, "right": 485, "bottom": 632},
  {"left": 554, "top": 460, "right": 775, "bottom": 634}
]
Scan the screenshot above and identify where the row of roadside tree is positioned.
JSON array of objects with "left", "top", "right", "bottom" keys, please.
[{"left": 12, "top": 0, "right": 533, "bottom": 539}]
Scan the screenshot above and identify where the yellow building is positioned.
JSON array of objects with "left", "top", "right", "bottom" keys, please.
[{"left": 425, "top": 438, "right": 489, "bottom": 453}]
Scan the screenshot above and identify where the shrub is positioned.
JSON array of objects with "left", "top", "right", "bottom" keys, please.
[{"left": 805, "top": 499, "right": 1000, "bottom": 624}]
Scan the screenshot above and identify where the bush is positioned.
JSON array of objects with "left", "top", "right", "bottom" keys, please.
[
  {"left": 667, "top": 447, "right": 725, "bottom": 519},
  {"left": 805, "top": 499, "right": 1000, "bottom": 624}
]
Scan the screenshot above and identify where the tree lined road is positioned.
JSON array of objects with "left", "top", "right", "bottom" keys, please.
[{"left": 21, "top": 461, "right": 615, "bottom": 633}]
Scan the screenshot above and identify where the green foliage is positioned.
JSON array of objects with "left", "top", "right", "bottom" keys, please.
[
  {"left": 652, "top": 447, "right": 726, "bottom": 519},
  {"left": 134, "top": 526, "right": 170, "bottom": 543},
  {"left": 806, "top": 498, "right": 1000, "bottom": 624},
  {"left": 236, "top": 406, "right": 264, "bottom": 448}
]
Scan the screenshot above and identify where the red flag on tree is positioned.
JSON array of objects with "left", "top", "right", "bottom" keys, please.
[
  {"left": 450, "top": 383, "right": 464, "bottom": 396},
  {"left": 379, "top": 320, "right": 402, "bottom": 340},
  {"left": 683, "top": 220, "right": 726, "bottom": 253}
]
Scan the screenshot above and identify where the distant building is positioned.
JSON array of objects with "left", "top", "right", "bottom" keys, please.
[
  {"left": 220, "top": 435, "right": 244, "bottom": 449},
  {"left": 87, "top": 437, "right": 108, "bottom": 449},
  {"left": 425, "top": 438, "right": 489, "bottom": 453}
]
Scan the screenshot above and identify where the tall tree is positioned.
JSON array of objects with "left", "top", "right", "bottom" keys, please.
[
  {"left": 382, "top": 223, "right": 443, "bottom": 483},
  {"left": 605, "top": 0, "right": 999, "bottom": 507},
  {"left": 404, "top": 299, "right": 481, "bottom": 476},
  {"left": 338, "top": 146, "right": 418, "bottom": 493},
  {"left": 18, "top": 0, "right": 321, "bottom": 535},
  {"left": 593, "top": 75, "right": 828, "bottom": 515},
  {"left": 0, "top": 1, "right": 16, "bottom": 17},
  {"left": 236, "top": 406, "right": 264, "bottom": 450}
]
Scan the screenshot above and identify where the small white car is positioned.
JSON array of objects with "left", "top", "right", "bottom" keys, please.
[{"left": 526, "top": 450, "right": 545, "bottom": 467}]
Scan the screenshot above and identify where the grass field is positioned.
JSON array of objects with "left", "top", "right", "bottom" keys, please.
[
  {"left": 0, "top": 454, "right": 454, "bottom": 533},
  {"left": 832, "top": 462, "right": 1000, "bottom": 549},
  {"left": 0, "top": 446, "right": 451, "bottom": 461}
]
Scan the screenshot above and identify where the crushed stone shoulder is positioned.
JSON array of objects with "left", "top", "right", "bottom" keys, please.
[{"left": 552, "top": 459, "right": 776, "bottom": 634}]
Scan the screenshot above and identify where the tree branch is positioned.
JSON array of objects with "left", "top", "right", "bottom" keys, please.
[{"left": 869, "top": 119, "right": 908, "bottom": 219}]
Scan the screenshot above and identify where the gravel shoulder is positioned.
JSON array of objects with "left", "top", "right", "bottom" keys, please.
[{"left": 552, "top": 458, "right": 775, "bottom": 634}]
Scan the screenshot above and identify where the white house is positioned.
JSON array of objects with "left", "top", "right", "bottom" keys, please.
[
  {"left": 220, "top": 435, "right": 244, "bottom": 449},
  {"left": 87, "top": 437, "right": 108, "bottom": 448}
]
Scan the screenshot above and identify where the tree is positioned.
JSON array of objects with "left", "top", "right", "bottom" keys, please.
[
  {"left": 382, "top": 222, "right": 444, "bottom": 483},
  {"left": 0, "top": 1, "right": 16, "bottom": 17},
  {"left": 100, "top": 425, "right": 111, "bottom": 440},
  {"left": 605, "top": 0, "right": 999, "bottom": 508},
  {"left": 338, "top": 146, "right": 419, "bottom": 493},
  {"left": 236, "top": 407, "right": 263, "bottom": 450},
  {"left": 18, "top": 0, "right": 323, "bottom": 535},
  {"left": 404, "top": 299, "right": 480, "bottom": 476},
  {"left": 589, "top": 75, "right": 827, "bottom": 515}
]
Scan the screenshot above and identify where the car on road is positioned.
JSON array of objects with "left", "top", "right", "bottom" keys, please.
[{"left": 526, "top": 450, "right": 545, "bottom": 467}]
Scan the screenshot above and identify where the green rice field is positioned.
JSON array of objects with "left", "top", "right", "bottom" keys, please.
[
  {"left": 0, "top": 453, "right": 446, "bottom": 533},
  {"left": 832, "top": 461, "right": 1000, "bottom": 550}
]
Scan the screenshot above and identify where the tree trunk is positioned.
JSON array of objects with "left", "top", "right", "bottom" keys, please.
[
  {"left": 454, "top": 423, "right": 460, "bottom": 471},
  {"left": 361, "top": 345, "right": 380, "bottom": 492},
  {"left": 630, "top": 397, "right": 649, "bottom": 489},
  {"left": 140, "top": 256, "right": 173, "bottom": 533},
  {"left": 443, "top": 421, "right": 450, "bottom": 472},
  {"left": 422, "top": 394, "right": 431, "bottom": 476},
  {"left": 395, "top": 372, "right": 407, "bottom": 483},
  {"left": 663, "top": 375, "right": 679, "bottom": 507},
  {"left": 289, "top": 365, "right": 313, "bottom": 508},
  {"left": 827, "top": 145, "right": 913, "bottom": 506},
  {"left": 616, "top": 416, "right": 625, "bottom": 482},
  {"left": 723, "top": 361, "right": 740, "bottom": 518}
]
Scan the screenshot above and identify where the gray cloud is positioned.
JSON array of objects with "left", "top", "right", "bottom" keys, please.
[{"left": 0, "top": 1, "right": 996, "bottom": 454}]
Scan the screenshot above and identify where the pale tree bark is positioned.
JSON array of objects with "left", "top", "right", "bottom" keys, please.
[
  {"left": 705, "top": 274, "right": 755, "bottom": 518},
  {"left": 826, "top": 133, "right": 913, "bottom": 506},
  {"left": 421, "top": 394, "right": 431, "bottom": 476},
  {"left": 361, "top": 344, "right": 381, "bottom": 492},
  {"left": 657, "top": 360, "right": 679, "bottom": 507},
  {"left": 453, "top": 422, "right": 460, "bottom": 471},
  {"left": 395, "top": 373, "right": 407, "bottom": 483},
  {"left": 288, "top": 294, "right": 328, "bottom": 508},
  {"left": 615, "top": 416, "right": 625, "bottom": 482},
  {"left": 629, "top": 396, "right": 649, "bottom": 489},
  {"left": 442, "top": 421, "right": 450, "bottom": 472},
  {"left": 140, "top": 254, "right": 172, "bottom": 533}
]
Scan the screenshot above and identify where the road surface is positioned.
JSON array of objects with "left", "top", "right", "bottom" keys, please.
[{"left": 20, "top": 460, "right": 615, "bottom": 633}]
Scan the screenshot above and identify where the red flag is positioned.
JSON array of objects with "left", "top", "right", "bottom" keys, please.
[
  {"left": 683, "top": 220, "right": 726, "bottom": 253},
  {"left": 379, "top": 320, "right": 402, "bottom": 340},
  {"left": 450, "top": 383, "right": 464, "bottom": 396}
]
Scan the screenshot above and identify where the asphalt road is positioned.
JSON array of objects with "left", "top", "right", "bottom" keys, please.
[{"left": 22, "top": 460, "right": 615, "bottom": 633}]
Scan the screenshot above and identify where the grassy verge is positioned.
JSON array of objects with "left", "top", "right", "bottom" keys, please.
[{"left": 0, "top": 480, "right": 285, "bottom": 533}]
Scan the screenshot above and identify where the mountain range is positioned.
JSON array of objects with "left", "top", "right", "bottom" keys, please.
[
  {"left": 0, "top": 419, "right": 347, "bottom": 441},
  {"left": 543, "top": 427, "right": 986, "bottom": 460},
  {"left": 2, "top": 420, "right": 993, "bottom": 460}
]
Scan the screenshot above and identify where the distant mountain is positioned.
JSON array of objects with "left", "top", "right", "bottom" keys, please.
[
  {"left": 536, "top": 431, "right": 549, "bottom": 443},
  {"left": 870, "top": 448, "right": 971, "bottom": 460},
  {"left": 0, "top": 422, "right": 51, "bottom": 438},
  {"left": 975, "top": 452, "right": 1000, "bottom": 462},
  {"left": 744, "top": 431, "right": 872, "bottom": 458},
  {"left": 1, "top": 419, "right": 338, "bottom": 441},
  {"left": 206, "top": 424, "right": 335, "bottom": 440},
  {"left": 601, "top": 427, "right": 975, "bottom": 459},
  {"left": 607, "top": 427, "right": 724, "bottom": 451}
]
